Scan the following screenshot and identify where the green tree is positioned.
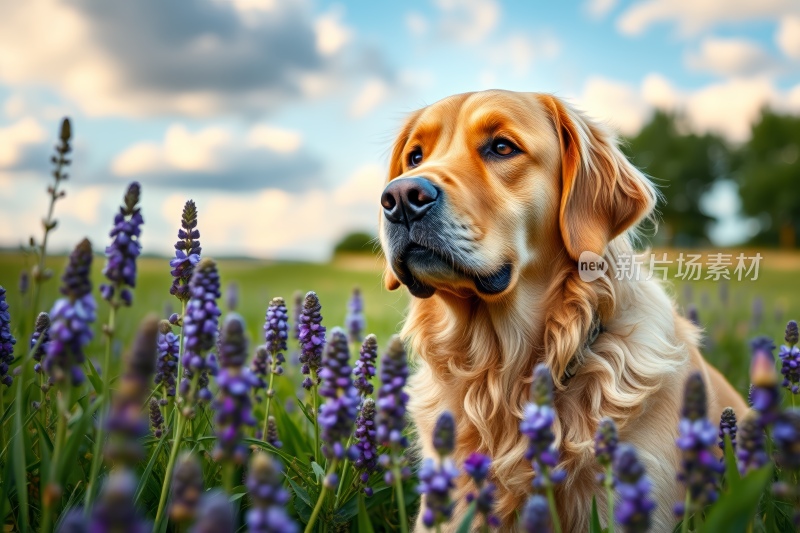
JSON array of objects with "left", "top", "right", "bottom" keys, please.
[
  {"left": 333, "top": 231, "right": 377, "bottom": 254},
  {"left": 737, "top": 110, "right": 800, "bottom": 248},
  {"left": 622, "top": 111, "right": 731, "bottom": 247}
]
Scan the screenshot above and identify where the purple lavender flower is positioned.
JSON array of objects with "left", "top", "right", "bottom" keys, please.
[
  {"left": 45, "top": 239, "right": 96, "bottom": 386},
  {"left": 263, "top": 297, "right": 289, "bottom": 392},
  {"left": 265, "top": 416, "right": 282, "bottom": 449},
  {"left": 18, "top": 270, "right": 29, "bottom": 295},
  {"left": 686, "top": 304, "right": 700, "bottom": 327},
  {"left": 106, "top": 315, "right": 158, "bottom": 464},
  {"left": 291, "top": 290, "right": 302, "bottom": 341},
  {"left": 170, "top": 200, "right": 201, "bottom": 302},
  {"left": 718, "top": 407, "right": 737, "bottom": 453},
  {"left": 0, "top": 286, "right": 16, "bottom": 387},
  {"left": 521, "top": 365, "right": 565, "bottom": 489},
  {"left": 464, "top": 453, "right": 499, "bottom": 528},
  {"left": 89, "top": 471, "right": 149, "bottom": 533},
  {"left": 674, "top": 372, "right": 722, "bottom": 516},
  {"left": 345, "top": 287, "right": 366, "bottom": 344},
  {"left": 190, "top": 490, "right": 233, "bottom": 533},
  {"left": 354, "top": 398, "right": 378, "bottom": 493},
  {"left": 99, "top": 182, "right": 143, "bottom": 306},
  {"left": 594, "top": 417, "right": 618, "bottom": 468},
  {"left": 251, "top": 345, "right": 268, "bottom": 397},
  {"left": 750, "top": 343, "right": 780, "bottom": 424},
  {"left": 737, "top": 410, "right": 768, "bottom": 475},
  {"left": 353, "top": 334, "right": 377, "bottom": 397},
  {"left": 417, "top": 457, "right": 460, "bottom": 529},
  {"left": 170, "top": 453, "right": 204, "bottom": 524},
  {"left": 614, "top": 444, "right": 655, "bottom": 533},
  {"left": 318, "top": 327, "right": 359, "bottom": 460},
  {"left": 213, "top": 313, "right": 259, "bottom": 464},
  {"left": 150, "top": 398, "right": 165, "bottom": 438},
  {"left": 179, "top": 257, "right": 221, "bottom": 403},
  {"left": 773, "top": 408, "right": 800, "bottom": 471},
  {"left": 780, "top": 321, "right": 800, "bottom": 395},
  {"left": 298, "top": 291, "right": 325, "bottom": 390},
  {"left": 154, "top": 320, "right": 179, "bottom": 397},
  {"left": 245, "top": 452, "right": 298, "bottom": 533},
  {"left": 58, "top": 510, "right": 88, "bottom": 533},
  {"left": 375, "top": 335, "right": 409, "bottom": 448},
  {"left": 225, "top": 281, "right": 239, "bottom": 312},
  {"left": 433, "top": 410, "right": 456, "bottom": 458},
  {"left": 521, "top": 495, "right": 550, "bottom": 533},
  {"left": 31, "top": 312, "right": 51, "bottom": 374}
]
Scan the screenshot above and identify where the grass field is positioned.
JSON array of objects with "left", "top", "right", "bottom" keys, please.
[{"left": 1, "top": 248, "right": 798, "bottom": 400}]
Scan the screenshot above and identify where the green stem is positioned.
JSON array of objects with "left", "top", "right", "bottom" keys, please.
[
  {"left": 310, "top": 370, "right": 320, "bottom": 464},
  {"left": 435, "top": 524, "right": 442, "bottom": 533},
  {"left": 0, "top": 388, "right": 4, "bottom": 454},
  {"left": 263, "top": 370, "right": 275, "bottom": 438},
  {"left": 305, "top": 459, "right": 338, "bottom": 533},
  {"left": 606, "top": 464, "right": 614, "bottom": 532},
  {"left": 392, "top": 452, "right": 409, "bottom": 533},
  {"left": 223, "top": 462, "right": 234, "bottom": 494},
  {"left": 175, "top": 300, "right": 187, "bottom": 415},
  {"left": 84, "top": 303, "right": 117, "bottom": 511},
  {"left": 680, "top": 491, "right": 691, "bottom": 533},
  {"left": 42, "top": 394, "right": 68, "bottom": 533},
  {"left": 544, "top": 469, "right": 562, "bottom": 533},
  {"left": 334, "top": 459, "right": 349, "bottom": 508},
  {"left": 154, "top": 414, "right": 186, "bottom": 526}
]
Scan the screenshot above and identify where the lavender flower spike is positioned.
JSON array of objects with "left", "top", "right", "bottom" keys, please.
[
  {"left": 213, "top": 313, "right": 259, "bottom": 464},
  {"left": 292, "top": 290, "right": 303, "bottom": 341},
  {"left": 265, "top": 416, "right": 282, "bottom": 449},
  {"left": 155, "top": 320, "right": 179, "bottom": 398},
  {"left": 170, "top": 453, "right": 204, "bottom": 524},
  {"left": 375, "top": 335, "right": 410, "bottom": 448},
  {"left": 318, "top": 327, "right": 359, "bottom": 460},
  {"left": 170, "top": 200, "right": 201, "bottom": 302},
  {"left": 773, "top": 408, "right": 800, "bottom": 471},
  {"left": 353, "top": 334, "right": 377, "bottom": 397},
  {"left": 246, "top": 452, "right": 298, "bottom": 533},
  {"left": 521, "top": 364, "right": 565, "bottom": 489},
  {"left": 44, "top": 239, "right": 96, "bottom": 386},
  {"left": 417, "top": 457, "right": 460, "bottom": 529},
  {"left": 613, "top": 444, "right": 656, "bottom": 533},
  {"left": 464, "top": 453, "right": 500, "bottom": 528},
  {"left": 594, "top": 417, "right": 618, "bottom": 468},
  {"left": 263, "top": 296, "right": 289, "bottom": 393},
  {"left": 737, "top": 410, "right": 768, "bottom": 475},
  {"left": 190, "top": 490, "right": 233, "bottom": 533},
  {"left": 179, "top": 257, "right": 221, "bottom": 403},
  {"left": 750, "top": 342, "right": 780, "bottom": 423},
  {"left": 99, "top": 181, "right": 143, "bottom": 306},
  {"left": 89, "top": 471, "right": 149, "bottom": 533},
  {"left": 521, "top": 494, "right": 551, "bottom": 533},
  {"left": 354, "top": 398, "right": 378, "bottom": 495},
  {"left": 298, "top": 291, "right": 325, "bottom": 390},
  {"left": 345, "top": 286, "right": 366, "bottom": 344},
  {"left": 718, "top": 407, "right": 737, "bottom": 453},
  {"left": 0, "top": 286, "right": 17, "bottom": 387},
  {"left": 106, "top": 314, "right": 158, "bottom": 464},
  {"left": 31, "top": 312, "right": 51, "bottom": 374},
  {"left": 674, "top": 372, "right": 722, "bottom": 516},
  {"left": 225, "top": 280, "right": 239, "bottom": 312},
  {"left": 433, "top": 411, "right": 456, "bottom": 458},
  {"left": 150, "top": 398, "right": 165, "bottom": 438},
  {"left": 780, "top": 320, "right": 800, "bottom": 396}
]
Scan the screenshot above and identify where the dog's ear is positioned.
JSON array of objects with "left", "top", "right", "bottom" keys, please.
[{"left": 537, "top": 95, "right": 656, "bottom": 261}]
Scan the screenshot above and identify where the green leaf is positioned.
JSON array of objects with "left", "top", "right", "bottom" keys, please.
[
  {"left": 1, "top": 397, "right": 15, "bottom": 424},
  {"left": 590, "top": 495, "right": 603, "bottom": 533},
  {"left": 0, "top": 405, "right": 41, "bottom": 461},
  {"left": 12, "top": 375, "right": 30, "bottom": 533},
  {"left": 32, "top": 416, "right": 52, "bottom": 507},
  {"left": 723, "top": 435, "right": 741, "bottom": 491},
  {"left": 229, "top": 492, "right": 247, "bottom": 502},
  {"left": 273, "top": 399, "right": 310, "bottom": 465},
  {"left": 311, "top": 461, "right": 325, "bottom": 484},
  {"left": 286, "top": 475, "right": 314, "bottom": 508},
  {"left": 134, "top": 430, "right": 169, "bottom": 504},
  {"left": 296, "top": 399, "right": 315, "bottom": 425},
  {"left": 84, "top": 359, "right": 103, "bottom": 395},
  {"left": 356, "top": 494, "right": 376, "bottom": 533},
  {"left": 55, "top": 397, "right": 101, "bottom": 483},
  {"left": 293, "top": 492, "right": 312, "bottom": 524},
  {"left": 456, "top": 501, "right": 476, "bottom": 533},
  {"left": 701, "top": 464, "right": 773, "bottom": 533},
  {"left": 53, "top": 482, "right": 86, "bottom": 533}
]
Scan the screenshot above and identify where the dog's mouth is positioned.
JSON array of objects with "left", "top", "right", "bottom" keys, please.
[{"left": 393, "top": 242, "right": 513, "bottom": 299}]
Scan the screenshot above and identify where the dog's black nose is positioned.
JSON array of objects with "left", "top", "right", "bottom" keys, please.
[{"left": 381, "top": 177, "right": 439, "bottom": 224}]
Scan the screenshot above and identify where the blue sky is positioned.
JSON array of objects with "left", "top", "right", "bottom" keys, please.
[{"left": 1, "top": 0, "right": 799, "bottom": 260}]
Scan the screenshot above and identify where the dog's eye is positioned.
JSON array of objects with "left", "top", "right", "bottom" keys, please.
[
  {"left": 491, "top": 138, "right": 518, "bottom": 156},
  {"left": 408, "top": 148, "right": 423, "bottom": 168}
]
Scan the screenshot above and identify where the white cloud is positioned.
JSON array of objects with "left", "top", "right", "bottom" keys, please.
[
  {"left": 617, "top": 0, "right": 800, "bottom": 36},
  {"left": 579, "top": 77, "right": 651, "bottom": 136},
  {"left": 406, "top": 11, "right": 429, "bottom": 36},
  {"left": 0, "top": 117, "right": 47, "bottom": 167},
  {"left": 487, "top": 33, "right": 560, "bottom": 78},
  {"left": 685, "top": 37, "right": 777, "bottom": 77},
  {"left": 247, "top": 125, "right": 302, "bottom": 153},
  {"left": 349, "top": 79, "right": 389, "bottom": 118},
  {"left": 585, "top": 0, "right": 619, "bottom": 20},
  {"left": 776, "top": 15, "right": 800, "bottom": 59},
  {"left": 315, "top": 6, "right": 353, "bottom": 56},
  {"left": 435, "top": 0, "right": 501, "bottom": 44},
  {"left": 57, "top": 186, "right": 104, "bottom": 225}
]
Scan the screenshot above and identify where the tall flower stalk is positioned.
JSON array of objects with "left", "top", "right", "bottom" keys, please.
[
  {"left": 298, "top": 291, "right": 326, "bottom": 462},
  {"left": 0, "top": 286, "right": 16, "bottom": 451},
  {"left": 780, "top": 320, "right": 800, "bottom": 407},
  {"left": 86, "top": 181, "right": 143, "bottom": 509},
  {"left": 246, "top": 452, "right": 298, "bottom": 533},
  {"left": 375, "top": 335, "right": 411, "bottom": 533},
  {"left": 521, "top": 364, "right": 565, "bottom": 533},
  {"left": 595, "top": 417, "right": 619, "bottom": 531},
  {"left": 418, "top": 412, "right": 460, "bottom": 532},
  {"left": 30, "top": 118, "right": 71, "bottom": 332},
  {"left": 345, "top": 287, "right": 365, "bottom": 344},
  {"left": 464, "top": 453, "right": 499, "bottom": 532},
  {"left": 262, "top": 297, "right": 289, "bottom": 434},
  {"left": 613, "top": 444, "right": 655, "bottom": 533}
]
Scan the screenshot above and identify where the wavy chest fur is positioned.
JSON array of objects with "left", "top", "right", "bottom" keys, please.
[{"left": 403, "top": 256, "right": 697, "bottom": 532}]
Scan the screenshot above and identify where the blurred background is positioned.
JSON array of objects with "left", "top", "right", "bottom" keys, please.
[{"left": 0, "top": 0, "right": 799, "bottom": 395}]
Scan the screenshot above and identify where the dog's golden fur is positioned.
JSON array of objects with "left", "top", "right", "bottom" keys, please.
[{"left": 378, "top": 90, "right": 746, "bottom": 532}]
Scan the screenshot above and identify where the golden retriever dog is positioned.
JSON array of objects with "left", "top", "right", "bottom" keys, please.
[{"left": 377, "top": 90, "right": 747, "bottom": 532}]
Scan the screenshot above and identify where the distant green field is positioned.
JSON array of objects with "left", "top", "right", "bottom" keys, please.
[{"left": 1, "top": 249, "right": 798, "bottom": 400}]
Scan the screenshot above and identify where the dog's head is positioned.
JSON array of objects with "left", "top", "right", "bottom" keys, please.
[{"left": 379, "top": 90, "right": 656, "bottom": 299}]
